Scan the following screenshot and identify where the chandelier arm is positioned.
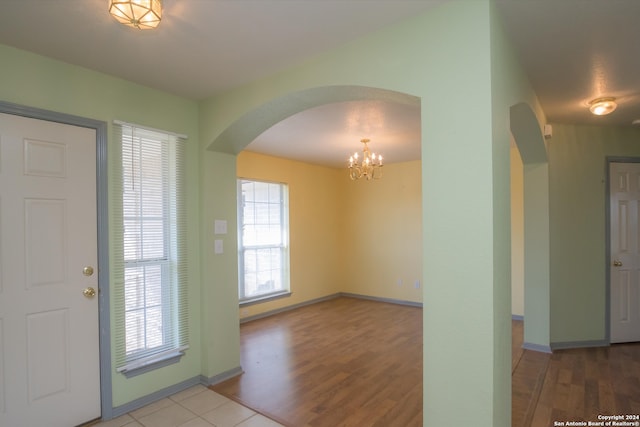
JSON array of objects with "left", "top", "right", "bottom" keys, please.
[{"left": 347, "top": 138, "right": 383, "bottom": 181}]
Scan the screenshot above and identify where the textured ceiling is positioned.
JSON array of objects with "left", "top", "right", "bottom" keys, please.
[{"left": 0, "top": 0, "right": 639, "bottom": 167}]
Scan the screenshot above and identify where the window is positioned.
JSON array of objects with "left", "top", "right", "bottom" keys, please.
[
  {"left": 238, "top": 179, "right": 290, "bottom": 303},
  {"left": 113, "top": 122, "right": 188, "bottom": 375}
]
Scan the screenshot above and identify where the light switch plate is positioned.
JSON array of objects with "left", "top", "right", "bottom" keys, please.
[{"left": 214, "top": 220, "right": 227, "bottom": 235}]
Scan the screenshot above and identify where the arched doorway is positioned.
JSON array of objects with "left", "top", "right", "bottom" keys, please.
[{"left": 510, "top": 102, "right": 551, "bottom": 352}]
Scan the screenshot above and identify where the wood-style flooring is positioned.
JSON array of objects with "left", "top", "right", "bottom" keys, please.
[
  {"left": 212, "top": 297, "right": 421, "bottom": 426},
  {"left": 211, "top": 296, "right": 640, "bottom": 427},
  {"left": 513, "top": 330, "right": 640, "bottom": 427}
]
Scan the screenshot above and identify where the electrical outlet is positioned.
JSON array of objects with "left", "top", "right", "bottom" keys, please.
[
  {"left": 397, "top": 278, "right": 403, "bottom": 287},
  {"left": 414, "top": 280, "right": 421, "bottom": 289}
]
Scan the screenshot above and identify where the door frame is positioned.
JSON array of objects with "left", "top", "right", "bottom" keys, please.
[
  {"left": 0, "top": 101, "right": 112, "bottom": 420},
  {"left": 605, "top": 156, "right": 640, "bottom": 345}
]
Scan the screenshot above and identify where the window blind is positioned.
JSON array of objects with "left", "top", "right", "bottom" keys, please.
[{"left": 112, "top": 122, "right": 188, "bottom": 373}]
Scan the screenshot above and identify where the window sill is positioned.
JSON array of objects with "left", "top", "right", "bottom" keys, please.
[
  {"left": 240, "top": 291, "right": 291, "bottom": 307},
  {"left": 117, "top": 347, "right": 188, "bottom": 378}
]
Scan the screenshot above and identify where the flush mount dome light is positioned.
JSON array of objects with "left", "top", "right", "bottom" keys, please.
[
  {"left": 589, "top": 97, "right": 617, "bottom": 116},
  {"left": 109, "top": 0, "right": 162, "bottom": 30}
]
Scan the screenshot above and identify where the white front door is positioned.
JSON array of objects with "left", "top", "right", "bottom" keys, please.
[
  {"left": 0, "top": 113, "right": 101, "bottom": 426},
  {"left": 610, "top": 162, "right": 640, "bottom": 343}
]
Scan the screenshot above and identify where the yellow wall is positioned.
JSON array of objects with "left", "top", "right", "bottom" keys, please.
[
  {"left": 236, "top": 151, "right": 422, "bottom": 319},
  {"left": 237, "top": 151, "right": 344, "bottom": 318},
  {"left": 343, "top": 160, "right": 422, "bottom": 302}
]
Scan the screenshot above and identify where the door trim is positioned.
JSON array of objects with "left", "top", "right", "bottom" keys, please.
[
  {"left": 605, "top": 156, "right": 640, "bottom": 346},
  {"left": 0, "top": 101, "right": 112, "bottom": 420}
]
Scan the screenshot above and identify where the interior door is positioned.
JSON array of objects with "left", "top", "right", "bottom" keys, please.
[
  {"left": 0, "top": 113, "right": 101, "bottom": 426},
  {"left": 609, "top": 161, "right": 640, "bottom": 343}
]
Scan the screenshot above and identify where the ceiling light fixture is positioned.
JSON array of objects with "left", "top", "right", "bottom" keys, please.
[
  {"left": 109, "top": 0, "right": 162, "bottom": 30},
  {"left": 348, "top": 138, "right": 383, "bottom": 181},
  {"left": 589, "top": 97, "right": 617, "bottom": 116}
]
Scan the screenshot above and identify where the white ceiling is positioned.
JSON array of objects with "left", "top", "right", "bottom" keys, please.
[
  {"left": 0, "top": 0, "right": 444, "bottom": 99},
  {"left": 0, "top": 0, "right": 639, "bottom": 168},
  {"left": 250, "top": 99, "right": 421, "bottom": 168},
  {"left": 496, "top": 0, "right": 640, "bottom": 128}
]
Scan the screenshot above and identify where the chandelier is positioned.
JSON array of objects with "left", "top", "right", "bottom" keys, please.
[
  {"left": 348, "top": 138, "right": 383, "bottom": 181},
  {"left": 109, "top": 0, "right": 162, "bottom": 30}
]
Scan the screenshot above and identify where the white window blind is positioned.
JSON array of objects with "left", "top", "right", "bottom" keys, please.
[
  {"left": 238, "top": 179, "right": 290, "bottom": 302},
  {"left": 112, "top": 122, "right": 188, "bottom": 373}
]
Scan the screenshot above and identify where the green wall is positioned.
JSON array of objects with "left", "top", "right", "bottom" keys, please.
[
  {"left": 199, "top": 1, "right": 540, "bottom": 425},
  {"left": 199, "top": 151, "right": 240, "bottom": 380},
  {"left": 549, "top": 124, "right": 640, "bottom": 344},
  {"left": 489, "top": 3, "right": 547, "bottom": 423},
  {"left": 0, "top": 0, "right": 547, "bottom": 423},
  {"left": 509, "top": 103, "right": 551, "bottom": 351},
  {"left": 0, "top": 44, "right": 203, "bottom": 407}
]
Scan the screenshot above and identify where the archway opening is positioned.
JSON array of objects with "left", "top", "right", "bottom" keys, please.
[{"left": 510, "top": 102, "right": 551, "bottom": 352}]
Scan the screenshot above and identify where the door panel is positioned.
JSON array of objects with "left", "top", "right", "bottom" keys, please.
[
  {"left": 0, "top": 113, "right": 100, "bottom": 426},
  {"left": 610, "top": 162, "right": 640, "bottom": 343},
  {"left": 25, "top": 198, "right": 67, "bottom": 287},
  {"left": 27, "top": 309, "right": 70, "bottom": 403}
]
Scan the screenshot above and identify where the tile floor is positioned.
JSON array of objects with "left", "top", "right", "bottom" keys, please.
[{"left": 92, "top": 385, "right": 284, "bottom": 427}]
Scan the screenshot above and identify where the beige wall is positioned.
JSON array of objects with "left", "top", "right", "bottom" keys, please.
[{"left": 236, "top": 151, "right": 422, "bottom": 319}]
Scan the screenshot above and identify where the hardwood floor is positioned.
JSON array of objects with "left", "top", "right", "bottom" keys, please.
[
  {"left": 512, "top": 322, "right": 640, "bottom": 427},
  {"left": 525, "top": 343, "right": 640, "bottom": 426},
  {"left": 211, "top": 297, "right": 640, "bottom": 427},
  {"left": 212, "top": 297, "right": 422, "bottom": 426}
]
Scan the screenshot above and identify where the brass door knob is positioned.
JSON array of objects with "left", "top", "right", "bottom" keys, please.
[
  {"left": 613, "top": 260, "right": 623, "bottom": 267},
  {"left": 83, "top": 287, "right": 97, "bottom": 298},
  {"left": 83, "top": 266, "right": 94, "bottom": 276}
]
